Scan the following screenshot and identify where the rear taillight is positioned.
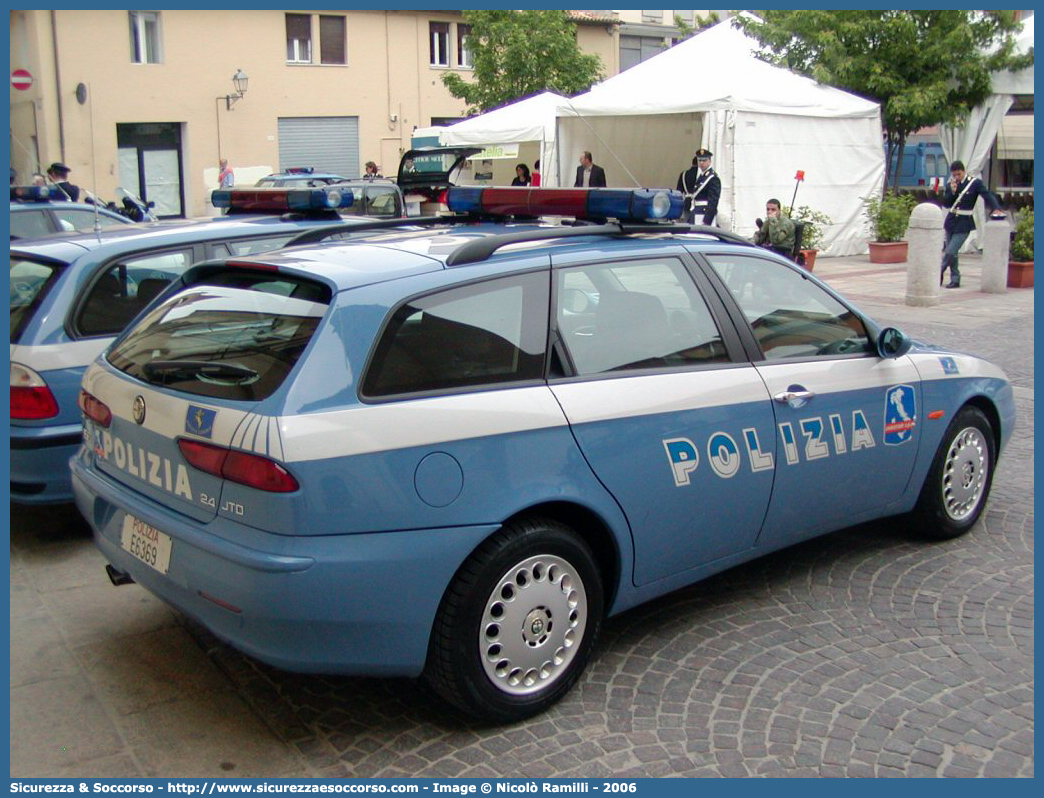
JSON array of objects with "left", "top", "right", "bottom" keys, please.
[
  {"left": 10, "top": 363, "right": 59, "bottom": 420},
  {"left": 78, "top": 389, "right": 113, "bottom": 428},
  {"left": 178, "top": 438, "right": 299, "bottom": 493}
]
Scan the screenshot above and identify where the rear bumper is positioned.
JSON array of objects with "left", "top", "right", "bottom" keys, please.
[
  {"left": 10, "top": 423, "right": 83, "bottom": 503},
  {"left": 71, "top": 457, "right": 495, "bottom": 676}
]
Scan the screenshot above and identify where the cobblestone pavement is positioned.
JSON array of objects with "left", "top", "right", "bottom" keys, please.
[{"left": 10, "top": 256, "right": 1033, "bottom": 777}]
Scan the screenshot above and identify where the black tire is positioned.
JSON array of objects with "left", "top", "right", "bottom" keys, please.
[
  {"left": 911, "top": 405, "right": 996, "bottom": 540},
  {"left": 423, "top": 517, "right": 604, "bottom": 723}
]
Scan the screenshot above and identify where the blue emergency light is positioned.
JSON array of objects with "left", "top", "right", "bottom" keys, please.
[
  {"left": 10, "top": 185, "right": 65, "bottom": 202},
  {"left": 211, "top": 187, "right": 354, "bottom": 212}
]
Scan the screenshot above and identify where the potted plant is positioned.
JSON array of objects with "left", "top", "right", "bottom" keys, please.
[
  {"left": 1008, "top": 208, "right": 1033, "bottom": 288},
  {"left": 784, "top": 204, "right": 832, "bottom": 271},
  {"left": 863, "top": 193, "right": 917, "bottom": 263}
]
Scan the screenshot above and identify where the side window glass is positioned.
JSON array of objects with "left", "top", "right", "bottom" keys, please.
[
  {"left": 363, "top": 271, "right": 549, "bottom": 398},
  {"left": 77, "top": 249, "right": 191, "bottom": 336},
  {"left": 556, "top": 258, "right": 728, "bottom": 375},
  {"left": 206, "top": 242, "right": 233, "bottom": 258},
  {"left": 225, "top": 236, "right": 294, "bottom": 256},
  {"left": 52, "top": 208, "right": 107, "bottom": 232},
  {"left": 10, "top": 210, "right": 53, "bottom": 239},
  {"left": 707, "top": 254, "right": 871, "bottom": 360}
]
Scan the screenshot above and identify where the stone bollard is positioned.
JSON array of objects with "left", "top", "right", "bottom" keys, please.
[
  {"left": 980, "top": 218, "right": 1011, "bottom": 293},
  {"left": 905, "top": 202, "right": 943, "bottom": 307}
]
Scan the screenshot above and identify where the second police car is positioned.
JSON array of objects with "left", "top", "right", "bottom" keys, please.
[
  {"left": 70, "top": 186, "right": 1015, "bottom": 722},
  {"left": 11, "top": 185, "right": 381, "bottom": 503}
]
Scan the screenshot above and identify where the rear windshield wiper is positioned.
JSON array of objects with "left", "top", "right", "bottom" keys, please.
[{"left": 143, "top": 360, "right": 259, "bottom": 384}]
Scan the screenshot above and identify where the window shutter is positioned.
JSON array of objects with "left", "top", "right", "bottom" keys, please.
[{"left": 319, "top": 15, "right": 346, "bottom": 65}]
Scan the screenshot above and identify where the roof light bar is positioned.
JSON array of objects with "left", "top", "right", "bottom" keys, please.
[
  {"left": 446, "top": 187, "right": 684, "bottom": 222},
  {"left": 10, "top": 185, "right": 64, "bottom": 202},
  {"left": 284, "top": 167, "right": 315, "bottom": 175},
  {"left": 211, "top": 187, "right": 354, "bottom": 212}
]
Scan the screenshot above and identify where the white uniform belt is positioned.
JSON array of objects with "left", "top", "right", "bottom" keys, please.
[{"left": 951, "top": 209, "right": 974, "bottom": 216}]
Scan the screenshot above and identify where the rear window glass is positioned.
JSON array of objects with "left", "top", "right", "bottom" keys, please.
[
  {"left": 341, "top": 186, "right": 403, "bottom": 218},
  {"left": 107, "top": 272, "right": 331, "bottom": 402},
  {"left": 11, "top": 257, "right": 63, "bottom": 342}
]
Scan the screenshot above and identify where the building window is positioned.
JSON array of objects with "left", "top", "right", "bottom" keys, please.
[
  {"left": 457, "top": 23, "right": 473, "bottom": 69},
  {"left": 641, "top": 10, "right": 664, "bottom": 24},
  {"left": 319, "top": 15, "right": 346, "bottom": 65},
  {"left": 675, "top": 10, "right": 695, "bottom": 25},
  {"left": 430, "top": 21, "right": 450, "bottom": 67},
  {"left": 620, "top": 34, "right": 667, "bottom": 71},
  {"left": 286, "top": 13, "right": 312, "bottom": 63},
  {"left": 128, "top": 11, "right": 162, "bottom": 64}
]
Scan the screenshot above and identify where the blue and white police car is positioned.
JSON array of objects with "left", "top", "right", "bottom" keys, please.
[
  {"left": 11, "top": 185, "right": 134, "bottom": 239},
  {"left": 70, "top": 186, "right": 1015, "bottom": 722},
  {"left": 254, "top": 168, "right": 348, "bottom": 189},
  {"left": 11, "top": 185, "right": 377, "bottom": 504}
]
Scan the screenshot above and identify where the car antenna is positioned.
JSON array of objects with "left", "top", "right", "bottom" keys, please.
[
  {"left": 559, "top": 96, "right": 641, "bottom": 188},
  {"left": 84, "top": 188, "right": 102, "bottom": 238}
]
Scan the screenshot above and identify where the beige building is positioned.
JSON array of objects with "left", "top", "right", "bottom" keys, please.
[
  {"left": 9, "top": 10, "right": 719, "bottom": 217},
  {"left": 9, "top": 9, "right": 626, "bottom": 217}
]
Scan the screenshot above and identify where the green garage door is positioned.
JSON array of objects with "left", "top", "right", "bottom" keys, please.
[{"left": 277, "top": 116, "right": 359, "bottom": 179}]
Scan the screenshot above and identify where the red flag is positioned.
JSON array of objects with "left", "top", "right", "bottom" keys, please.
[{"left": 795, "top": 170, "right": 805, "bottom": 181}]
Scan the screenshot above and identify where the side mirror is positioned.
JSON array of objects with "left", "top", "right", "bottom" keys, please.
[{"left": 877, "top": 327, "right": 912, "bottom": 359}]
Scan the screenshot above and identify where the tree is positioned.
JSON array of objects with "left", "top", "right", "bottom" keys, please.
[
  {"left": 442, "top": 10, "right": 604, "bottom": 115},
  {"left": 734, "top": 11, "right": 1033, "bottom": 194},
  {"left": 671, "top": 11, "right": 720, "bottom": 46}
]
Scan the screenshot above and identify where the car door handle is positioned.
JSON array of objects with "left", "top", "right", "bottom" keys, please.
[{"left": 773, "top": 389, "right": 815, "bottom": 406}]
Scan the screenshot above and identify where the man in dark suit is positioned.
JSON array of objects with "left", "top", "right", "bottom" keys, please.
[
  {"left": 574, "top": 151, "right": 607, "bottom": 187},
  {"left": 677, "top": 148, "right": 719, "bottom": 225}
]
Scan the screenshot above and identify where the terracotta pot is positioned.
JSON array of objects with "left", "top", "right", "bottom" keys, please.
[
  {"left": 799, "top": 249, "right": 817, "bottom": 271},
  {"left": 1007, "top": 261, "right": 1033, "bottom": 288},
  {"left": 868, "top": 241, "right": 908, "bottom": 264}
]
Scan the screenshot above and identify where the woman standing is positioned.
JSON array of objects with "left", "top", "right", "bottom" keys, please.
[{"left": 511, "top": 163, "right": 531, "bottom": 186}]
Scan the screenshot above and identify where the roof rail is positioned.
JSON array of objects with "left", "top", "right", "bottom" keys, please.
[
  {"left": 284, "top": 215, "right": 449, "bottom": 247},
  {"left": 444, "top": 222, "right": 755, "bottom": 267}
]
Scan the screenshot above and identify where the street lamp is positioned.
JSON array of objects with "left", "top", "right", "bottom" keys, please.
[
  {"left": 215, "top": 69, "right": 250, "bottom": 176},
  {"left": 222, "top": 68, "right": 249, "bottom": 111}
]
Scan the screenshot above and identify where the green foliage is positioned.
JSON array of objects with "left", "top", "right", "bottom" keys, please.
[
  {"left": 1011, "top": 208, "right": 1034, "bottom": 261},
  {"left": 784, "top": 204, "right": 833, "bottom": 250},
  {"left": 863, "top": 193, "right": 918, "bottom": 242},
  {"left": 672, "top": 12, "right": 720, "bottom": 45},
  {"left": 441, "top": 11, "right": 604, "bottom": 115},
  {"left": 734, "top": 11, "right": 1034, "bottom": 193}
]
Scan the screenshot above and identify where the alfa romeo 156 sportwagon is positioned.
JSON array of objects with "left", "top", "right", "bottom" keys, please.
[{"left": 71, "top": 187, "right": 1014, "bottom": 721}]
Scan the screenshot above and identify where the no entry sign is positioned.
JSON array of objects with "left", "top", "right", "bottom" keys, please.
[{"left": 11, "top": 69, "right": 33, "bottom": 91}]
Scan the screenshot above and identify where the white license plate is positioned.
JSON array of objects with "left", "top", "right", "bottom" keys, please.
[{"left": 120, "top": 515, "right": 173, "bottom": 574}]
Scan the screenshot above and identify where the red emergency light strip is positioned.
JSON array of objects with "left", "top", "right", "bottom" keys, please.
[{"left": 477, "top": 188, "right": 590, "bottom": 217}]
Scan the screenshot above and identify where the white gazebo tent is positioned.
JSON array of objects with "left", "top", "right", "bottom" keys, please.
[
  {"left": 940, "top": 14, "right": 1034, "bottom": 249},
  {"left": 440, "top": 91, "right": 569, "bottom": 186},
  {"left": 555, "top": 18, "right": 885, "bottom": 255}
]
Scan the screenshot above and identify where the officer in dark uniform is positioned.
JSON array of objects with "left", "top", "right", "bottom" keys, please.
[
  {"left": 46, "top": 162, "right": 80, "bottom": 202},
  {"left": 940, "top": 159, "right": 1005, "bottom": 288},
  {"left": 676, "top": 148, "right": 720, "bottom": 225}
]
